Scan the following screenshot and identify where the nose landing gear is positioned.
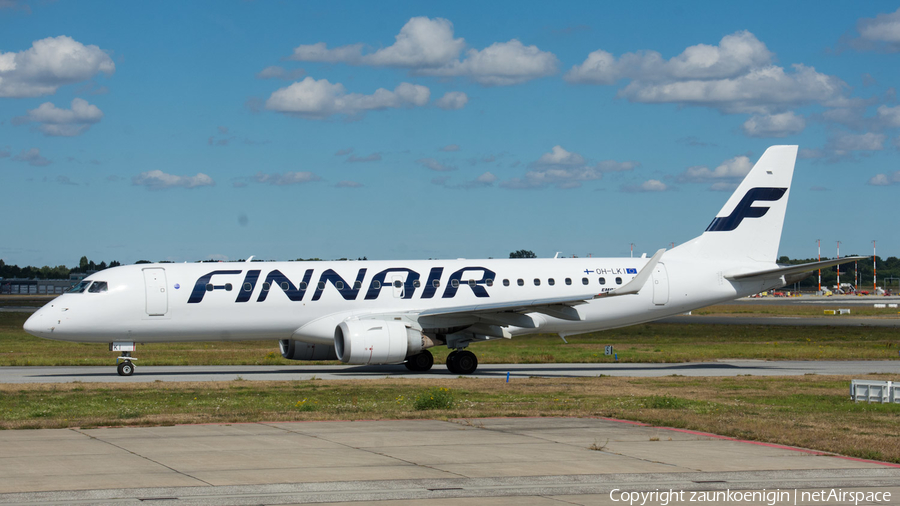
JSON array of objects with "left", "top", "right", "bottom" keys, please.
[{"left": 110, "top": 342, "right": 137, "bottom": 376}]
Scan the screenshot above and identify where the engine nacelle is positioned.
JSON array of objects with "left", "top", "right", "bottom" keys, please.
[
  {"left": 279, "top": 339, "right": 337, "bottom": 361},
  {"left": 334, "top": 320, "right": 428, "bottom": 365}
]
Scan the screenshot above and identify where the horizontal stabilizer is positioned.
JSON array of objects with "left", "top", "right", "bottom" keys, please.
[
  {"left": 595, "top": 248, "right": 665, "bottom": 298},
  {"left": 725, "top": 256, "right": 868, "bottom": 281}
]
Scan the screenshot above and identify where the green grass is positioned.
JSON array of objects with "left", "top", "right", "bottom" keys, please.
[
  {"left": 2, "top": 311, "right": 899, "bottom": 366},
  {"left": 2, "top": 375, "right": 898, "bottom": 464}
]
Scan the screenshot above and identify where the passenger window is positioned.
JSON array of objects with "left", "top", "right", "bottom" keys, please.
[
  {"left": 225, "top": 283, "right": 233, "bottom": 291},
  {"left": 413, "top": 280, "right": 421, "bottom": 288},
  {"left": 88, "top": 281, "right": 108, "bottom": 293},
  {"left": 243, "top": 282, "right": 252, "bottom": 292},
  {"left": 432, "top": 279, "right": 440, "bottom": 288},
  {"left": 373, "top": 280, "right": 381, "bottom": 289},
  {"left": 354, "top": 281, "right": 362, "bottom": 289},
  {"left": 393, "top": 280, "right": 403, "bottom": 288},
  {"left": 262, "top": 282, "right": 270, "bottom": 291},
  {"left": 517, "top": 279, "right": 524, "bottom": 286},
  {"left": 68, "top": 281, "right": 91, "bottom": 293},
  {"left": 548, "top": 278, "right": 555, "bottom": 286},
  {"left": 565, "top": 278, "right": 572, "bottom": 285},
  {"left": 451, "top": 279, "right": 459, "bottom": 288},
  {"left": 534, "top": 278, "right": 541, "bottom": 286},
  {"left": 503, "top": 279, "right": 510, "bottom": 286},
  {"left": 206, "top": 283, "right": 214, "bottom": 292},
  {"left": 486, "top": 279, "right": 493, "bottom": 287},
  {"left": 299, "top": 282, "right": 308, "bottom": 289},
  {"left": 468, "top": 279, "right": 476, "bottom": 287},
  {"left": 616, "top": 277, "right": 622, "bottom": 285},
  {"left": 582, "top": 278, "right": 588, "bottom": 285},
  {"left": 281, "top": 282, "right": 290, "bottom": 290},
  {"left": 599, "top": 278, "right": 606, "bottom": 285},
  {"left": 335, "top": 281, "right": 344, "bottom": 290},
  {"left": 318, "top": 281, "right": 326, "bottom": 290}
]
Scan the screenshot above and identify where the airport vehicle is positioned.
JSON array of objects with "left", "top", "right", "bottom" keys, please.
[{"left": 23, "top": 145, "right": 863, "bottom": 376}]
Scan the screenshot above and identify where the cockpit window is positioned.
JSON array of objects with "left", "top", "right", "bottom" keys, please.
[
  {"left": 68, "top": 281, "right": 91, "bottom": 293},
  {"left": 88, "top": 281, "right": 108, "bottom": 293}
]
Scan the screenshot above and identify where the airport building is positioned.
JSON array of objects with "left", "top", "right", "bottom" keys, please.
[{"left": 0, "top": 273, "right": 89, "bottom": 295}]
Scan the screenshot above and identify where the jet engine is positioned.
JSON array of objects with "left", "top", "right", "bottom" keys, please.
[
  {"left": 279, "top": 339, "right": 338, "bottom": 360},
  {"left": 334, "top": 320, "right": 431, "bottom": 365}
]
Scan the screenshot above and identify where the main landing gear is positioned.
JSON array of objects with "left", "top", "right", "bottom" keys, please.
[
  {"left": 405, "top": 350, "right": 434, "bottom": 371},
  {"left": 446, "top": 350, "right": 477, "bottom": 375}
]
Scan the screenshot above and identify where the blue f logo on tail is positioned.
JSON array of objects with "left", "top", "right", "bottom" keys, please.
[{"left": 705, "top": 187, "right": 787, "bottom": 232}]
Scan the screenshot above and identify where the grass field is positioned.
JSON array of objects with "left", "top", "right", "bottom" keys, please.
[
  {"left": 1, "top": 375, "right": 898, "bottom": 463},
  {"left": 2, "top": 309, "right": 899, "bottom": 366},
  {"left": 3, "top": 303, "right": 898, "bottom": 464}
]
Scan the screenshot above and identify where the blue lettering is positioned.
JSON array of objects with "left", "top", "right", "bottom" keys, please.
[
  {"left": 188, "top": 270, "right": 242, "bottom": 303},
  {"left": 312, "top": 268, "right": 367, "bottom": 301}
]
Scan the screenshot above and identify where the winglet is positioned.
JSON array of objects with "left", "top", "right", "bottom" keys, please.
[{"left": 595, "top": 248, "right": 665, "bottom": 299}]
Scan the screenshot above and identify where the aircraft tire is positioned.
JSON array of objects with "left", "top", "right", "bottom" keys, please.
[
  {"left": 405, "top": 350, "right": 434, "bottom": 371},
  {"left": 117, "top": 361, "right": 134, "bottom": 376},
  {"left": 454, "top": 350, "right": 478, "bottom": 375},
  {"left": 446, "top": 351, "right": 460, "bottom": 374}
]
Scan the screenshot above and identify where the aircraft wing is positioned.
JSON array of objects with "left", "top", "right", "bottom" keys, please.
[
  {"left": 725, "top": 256, "right": 868, "bottom": 281},
  {"left": 412, "top": 249, "right": 665, "bottom": 325}
]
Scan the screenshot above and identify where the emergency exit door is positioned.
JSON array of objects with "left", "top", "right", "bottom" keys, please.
[
  {"left": 651, "top": 263, "right": 669, "bottom": 305},
  {"left": 143, "top": 268, "right": 168, "bottom": 316}
]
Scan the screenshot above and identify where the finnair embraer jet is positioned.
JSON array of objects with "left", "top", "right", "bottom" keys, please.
[{"left": 24, "top": 146, "right": 861, "bottom": 376}]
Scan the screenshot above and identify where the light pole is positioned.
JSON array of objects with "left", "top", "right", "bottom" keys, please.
[
  {"left": 836, "top": 241, "right": 841, "bottom": 290},
  {"left": 873, "top": 240, "right": 877, "bottom": 292},
  {"left": 817, "top": 239, "right": 821, "bottom": 293},
  {"left": 630, "top": 243, "right": 634, "bottom": 258}
]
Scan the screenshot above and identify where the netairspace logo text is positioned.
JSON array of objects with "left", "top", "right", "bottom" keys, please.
[{"left": 609, "top": 488, "right": 892, "bottom": 506}]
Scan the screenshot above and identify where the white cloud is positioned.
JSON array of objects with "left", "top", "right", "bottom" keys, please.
[
  {"left": 433, "top": 171, "right": 497, "bottom": 189},
  {"left": 417, "top": 39, "right": 558, "bottom": 86},
  {"left": 867, "top": 170, "right": 900, "bottom": 186},
  {"left": 501, "top": 145, "right": 637, "bottom": 189},
  {"left": 336, "top": 180, "right": 363, "bottom": 188},
  {"left": 417, "top": 158, "right": 457, "bottom": 172},
  {"left": 876, "top": 105, "right": 900, "bottom": 128},
  {"left": 14, "top": 98, "right": 103, "bottom": 136},
  {"left": 253, "top": 171, "right": 322, "bottom": 186},
  {"left": 678, "top": 155, "right": 752, "bottom": 183},
  {"left": 435, "top": 91, "right": 468, "bottom": 110},
  {"left": 566, "top": 31, "right": 773, "bottom": 84},
  {"left": 290, "top": 17, "right": 464, "bottom": 68},
  {"left": 622, "top": 179, "right": 669, "bottom": 193},
  {"left": 851, "top": 8, "right": 900, "bottom": 52},
  {"left": 288, "top": 17, "right": 556, "bottom": 86},
  {"left": 265, "top": 77, "right": 430, "bottom": 119},
  {"left": 440, "top": 144, "right": 460, "bottom": 152},
  {"left": 346, "top": 153, "right": 381, "bottom": 163},
  {"left": 132, "top": 170, "right": 215, "bottom": 190},
  {"left": 709, "top": 182, "right": 740, "bottom": 192},
  {"left": 0, "top": 36, "right": 115, "bottom": 98},
  {"left": 618, "top": 64, "right": 846, "bottom": 114},
  {"left": 565, "top": 31, "right": 847, "bottom": 122},
  {"left": 832, "top": 132, "right": 885, "bottom": 151},
  {"left": 12, "top": 147, "right": 51, "bottom": 166},
  {"left": 256, "top": 66, "right": 305, "bottom": 80},
  {"left": 741, "top": 111, "right": 806, "bottom": 137}
]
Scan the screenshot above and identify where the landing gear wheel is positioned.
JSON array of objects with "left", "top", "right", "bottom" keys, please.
[
  {"left": 446, "top": 350, "right": 460, "bottom": 374},
  {"left": 117, "top": 361, "right": 134, "bottom": 376},
  {"left": 405, "top": 350, "right": 434, "bottom": 371},
  {"left": 454, "top": 350, "right": 478, "bottom": 375}
]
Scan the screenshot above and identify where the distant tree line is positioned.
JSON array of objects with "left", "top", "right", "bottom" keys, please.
[{"left": 0, "top": 256, "right": 121, "bottom": 280}]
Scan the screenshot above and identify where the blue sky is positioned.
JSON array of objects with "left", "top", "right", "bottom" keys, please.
[{"left": 1, "top": 1, "right": 898, "bottom": 267}]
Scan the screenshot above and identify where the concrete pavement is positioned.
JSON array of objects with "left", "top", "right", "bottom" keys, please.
[
  {"left": 0, "top": 417, "right": 898, "bottom": 505},
  {"left": 1, "top": 360, "right": 899, "bottom": 383}
]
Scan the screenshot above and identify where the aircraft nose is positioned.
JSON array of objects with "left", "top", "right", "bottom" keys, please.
[{"left": 23, "top": 310, "right": 47, "bottom": 337}]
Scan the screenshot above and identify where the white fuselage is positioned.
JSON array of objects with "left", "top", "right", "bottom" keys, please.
[{"left": 23, "top": 254, "right": 777, "bottom": 345}]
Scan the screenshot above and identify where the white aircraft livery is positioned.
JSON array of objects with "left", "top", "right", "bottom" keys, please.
[{"left": 23, "top": 145, "right": 862, "bottom": 376}]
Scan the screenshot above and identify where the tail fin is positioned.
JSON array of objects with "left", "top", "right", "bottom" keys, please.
[{"left": 674, "top": 145, "right": 798, "bottom": 263}]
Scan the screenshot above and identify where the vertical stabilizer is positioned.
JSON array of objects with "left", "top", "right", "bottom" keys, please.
[{"left": 673, "top": 145, "right": 798, "bottom": 263}]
